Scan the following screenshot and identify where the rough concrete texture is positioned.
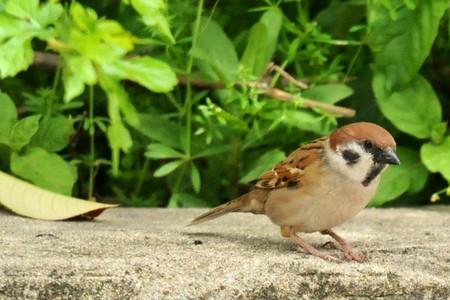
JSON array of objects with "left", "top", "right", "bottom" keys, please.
[{"left": 1, "top": 207, "right": 450, "bottom": 300}]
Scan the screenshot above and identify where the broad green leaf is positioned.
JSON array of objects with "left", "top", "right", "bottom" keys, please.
[
  {"left": 70, "top": 1, "right": 98, "bottom": 31},
  {"left": 135, "top": 114, "right": 182, "bottom": 149},
  {"left": 107, "top": 122, "right": 133, "bottom": 153},
  {"left": 240, "top": 149, "right": 286, "bottom": 183},
  {"left": 194, "top": 145, "right": 230, "bottom": 158},
  {"left": 35, "top": 2, "right": 63, "bottom": 27},
  {"left": 191, "top": 17, "right": 239, "bottom": 83},
  {"left": 4, "top": 0, "right": 38, "bottom": 20},
  {"left": 302, "top": 84, "right": 354, "bottom": 104},
  {"left": 421, "top": 136, "right": 450, "bottom": 182},
  {"left": 168, "top": 192, "right": 209, "bottom": 208},
  {"left": 0, "top": 171, "right": 117, "bottom": 220},
  {"left": 283, "top": 110, "right": 337, "bottom": 135},
  {"left": 145, "top": 143, "right": 184, "bottom": 159},
  {"left": 30, "top": 115, "right": 74, "bottom": 152},
  {"left": 9, "top": 114, "right": 41, "bottom": 151},
  {"left": 104, "top": 57, "right": 177, "bottom": 93},
  {"left": 373, "top": 73, "right": 441, "bottom": 138},
  {"left": 371, "top": 147, "right": 428, "bottom": 205},
  {"left": 241, "top": 8, "right": 282, "bottom": 77},
  {"left": 368, "top": 0, "right": 448, "bottom": 88},
  {"left": 191, "top": 163, "right": 201, "bottom": 193},
  {"left": 11, "top": 147, "right": 77, "bottom": 196},
  {"left": 153, "top": 160, "right": 184, "bottom": 177},
  {"left": 0, "top": 36, "right": 33, "bottom": 78},
  {"left": 62, "top": 55, "right": 97, "bottom": 102},
  {"left": 0, "top": 92, "right": 17, "bottom": 145},
  {"left": 129, "top": 0, "right": 174, "bottom": 43}
]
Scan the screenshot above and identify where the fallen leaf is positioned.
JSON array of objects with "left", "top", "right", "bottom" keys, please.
[{"left": 0, "top": 171, "right": 118, "bottom": 220}]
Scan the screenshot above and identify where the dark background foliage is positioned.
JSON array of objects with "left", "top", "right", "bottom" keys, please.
[{"left": 0, "top": 0, "right": 449, "bottom": 208}]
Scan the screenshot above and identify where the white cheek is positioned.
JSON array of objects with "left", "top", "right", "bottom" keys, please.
[{"left": 325, "top": 142, "right": 374, "bottom": 183}]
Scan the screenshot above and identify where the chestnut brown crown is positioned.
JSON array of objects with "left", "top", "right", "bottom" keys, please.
[{"left": 329, "top": 122, "right": 396, "bottom": 151}]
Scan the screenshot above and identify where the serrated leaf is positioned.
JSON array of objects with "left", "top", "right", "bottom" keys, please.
[
  {"left": 153, "top": 160, "right": 184, "bottom": 177},
  {"left": 0, "top": 171, "right": 117, "bottom": 220},
  {"left": 0, "top": 36, "right": 33, "bottom": 78},
  {"left": 240, "top": 149, "right": 286, "bottom": 183},
  {"left": 145, "top": 143, "right": 184, "bottom": 159},
  {"left": 421, "top": 136, "right": 450, "bottom": 182},
  {"left": 0, "top": 91, "right": 17, "bottom": 145},
  {"left": 9, "top": 114, "right": 41, "bottom": 151},
  {"left": 373, "top": 73, "right": 441, "bottom": 139},
  {"left": 4, "top": 0, "right": 39, "bottom": 20},
  {"left": 30, "top": 114, "right": 74, "bottom": 152},
  {"left": 129, "top": 0, "right": 175, "bottom": 43},
  {"left": 10, "top": 147, "right": 77, "bottom": 196},
  {"left": 191, "top": 163, "right": 200, "bottom": 193},
  {"left": 302, "top": 84, "right": 354, "bottom": 104},
  {"left": 371, "top": 147, "right": 428, "bottom": 206},
  {"left": 62, "top": 55, "right": 97, "bottom": 102},
  {"left": 103, "top": 56, "right": 177, "bottom": 93}
]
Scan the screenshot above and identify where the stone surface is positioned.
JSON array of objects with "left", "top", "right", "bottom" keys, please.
[{"left": 1, "top": 206, "right": 450, "bottom": 299}]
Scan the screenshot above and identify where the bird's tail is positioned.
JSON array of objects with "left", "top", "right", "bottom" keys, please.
[{"left": 188, "top": 193, "right": 252, "bottom": 226}]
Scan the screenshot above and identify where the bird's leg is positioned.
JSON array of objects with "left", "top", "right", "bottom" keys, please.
[
  {"left": 281, "top": 226, "right": 340, "bottom": 262},
  {"left": 321, "top": 229, "right": 365, "bottom": 262}
]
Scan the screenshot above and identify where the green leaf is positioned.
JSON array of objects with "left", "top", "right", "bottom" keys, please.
[
  {"left": 30, "top": 114, "right": 74, "bottom": 152},
  {"left": 4, "top": 0, "right": 38, "bottom": 20},
  {"left": 283, "top": 110, "right": 337, "bottom": 135},
  {"left": 241, "top": 7, "right": 282, "bottom": 77},
  {"left": 194, "top": 145, "right": 230, "bottom": 158},
  {"left": 191, "top": 17, "right": 239, "bottom": 83},
  {"left": 103, "top": 56, "right": 177, "bottom": 93},
  {"left": 240, "top": 149, "right": 286, "bottom": 183},
  {"left": 10, "top": 147, "right": 77, "bottom": 196},
  {"left": 0, "top": 36, "right": 33, "bottom": 78},
  {"left": 371, "top": 147, "right": 428, "bottom": 205},
  {"left": 373, "top": 73, "right": 442, "bottom": 138},
  {"left": 129, "top": 0, "right": 174, "bottom": 43},
  {"left": 0, "top": 171, "right": 117, "bottom": 220},
  {"left": 9, "top": 114, "right": 41, "bottom": 151},
  {"left": 0, "top": 91, "right": 17, "bottom": 145},
  {"left": 135, "top": 114, "right": 182, "bottom": 149},
  {"left": 368, "top": 0, "right": 448, "bottom": 88},
  {"left": 168, "top": 192, "right": 209, "bottom": 208},
  {"left": 153, "top": 160, "right": 184, "bottom": 177},
  {"left": 421, "top": 136, "right": 450, "bottom": 182},
  {"left": 145, "top": 143, "right": 184, "bottom": 159},
  {"left": 62, "top": 55, "right": 97, "bottom": 102},
  {"left": 302, "top": 84, "right": 354, "bottom": 104},
  {"left": 191, "top": 163, "right": 201, "bottom": 193},
  {"left": 35, "top": 2, "right": 64, "bottom": 27}
]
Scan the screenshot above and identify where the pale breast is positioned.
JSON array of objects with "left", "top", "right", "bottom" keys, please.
[{"left": 264, "top": 165, "right": 379, "bottom": 233}]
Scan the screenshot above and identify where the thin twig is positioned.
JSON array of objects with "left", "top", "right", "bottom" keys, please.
[
  {"left": 266, "top": 62, "right": 309, "bottom": 89},
  {"left": 33, "top": 51, "right": 356, "bottom": 117}
]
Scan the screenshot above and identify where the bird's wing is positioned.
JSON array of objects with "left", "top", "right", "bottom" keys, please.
[{"left": 255, "top": 137, "right": 326, "bottom": 189}]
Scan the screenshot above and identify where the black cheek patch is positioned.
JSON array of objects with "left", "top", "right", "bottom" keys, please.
[{"left": 342, "top": 150, "right": 360, "bottom": 166}]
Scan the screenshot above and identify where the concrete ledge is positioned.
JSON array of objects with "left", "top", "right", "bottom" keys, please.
[{"left": 1, "top": 207, "right": 450, "bottom": 299}]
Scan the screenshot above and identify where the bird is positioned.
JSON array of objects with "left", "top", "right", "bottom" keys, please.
[{"left": 189, "top": 122, "right": 400, "bottom": 262}]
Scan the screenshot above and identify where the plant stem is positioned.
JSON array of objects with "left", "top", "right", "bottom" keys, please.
[
  {"left": 184, "top": 0, "right": 204, "bottom": 158},
  {"left": 88, "top": 85, "right": 95, "bottom": 201},
  {"left": 134, "top": 158, "right": 150, "bottom": 196}
]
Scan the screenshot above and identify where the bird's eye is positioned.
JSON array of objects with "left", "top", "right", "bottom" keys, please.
[{"left": 363, "top": 140, "right": 374, "bottom": 150}]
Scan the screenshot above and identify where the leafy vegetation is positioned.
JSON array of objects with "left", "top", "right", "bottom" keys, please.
[{"left": 0, "top": 0, "right": 449, "bottom": 210}]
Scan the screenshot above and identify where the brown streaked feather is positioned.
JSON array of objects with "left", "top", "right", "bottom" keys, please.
[
  {"left": 329, "top": 122, "right": 396, "bottom": 151},
  {"left": 255, "top": 137, "right": 325, "bottom": 189}
]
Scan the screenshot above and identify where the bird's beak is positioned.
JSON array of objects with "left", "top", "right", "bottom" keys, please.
[{"left": 375, "top": 148, "right": 400, "bottom": 165}]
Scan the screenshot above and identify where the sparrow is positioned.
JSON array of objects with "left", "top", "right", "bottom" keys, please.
[{"left": 189, "top": 122, "right": 400, "bottom": 262}]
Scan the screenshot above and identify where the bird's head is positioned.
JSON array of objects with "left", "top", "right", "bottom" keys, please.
[{"left": 326, "top": 122, "right": 400, "bottom": 186}]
